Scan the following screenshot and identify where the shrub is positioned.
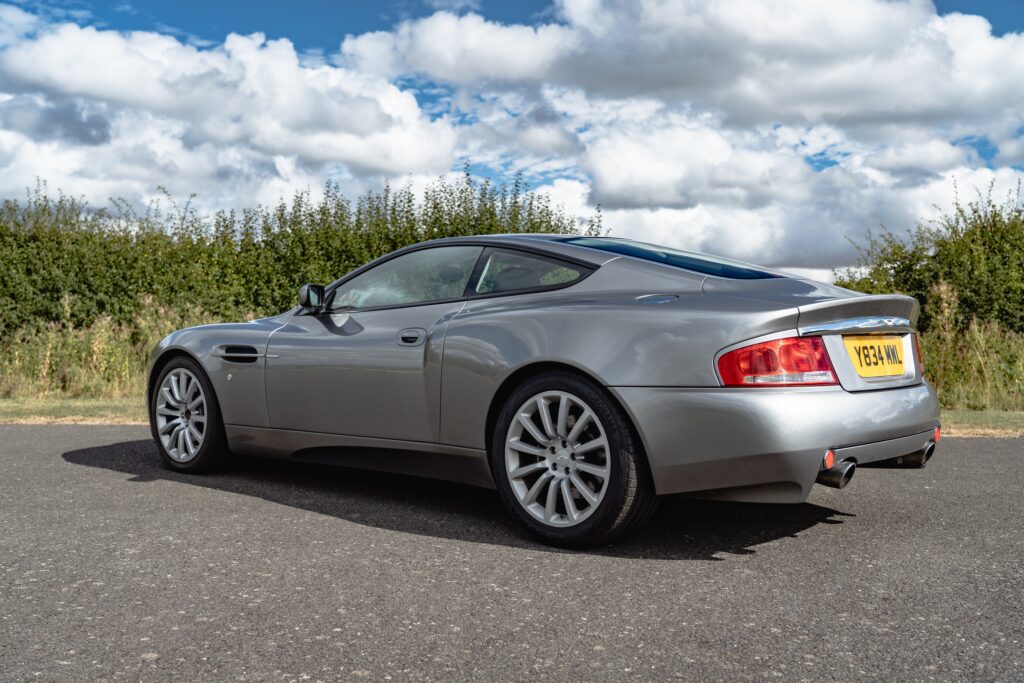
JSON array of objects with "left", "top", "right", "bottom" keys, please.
[
  {"left": 0, "top": 173, "right": 600, "bottom": 398},
  {"left": 836, "top": 183, "right": 1024, "bottom": 410},
  {"left": 917, "top": 283, "right": 1024, "bottom": 410},
  {"left": 0, "top": 172, "right": 601, "bottom": 337},
  {"left": 835, "top": 183, "right": 1024, "bottom": 333}
]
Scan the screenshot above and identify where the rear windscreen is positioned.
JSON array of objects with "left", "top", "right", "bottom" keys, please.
[{"left": 564, "top": 238, "right": 781, "bottom": 280}]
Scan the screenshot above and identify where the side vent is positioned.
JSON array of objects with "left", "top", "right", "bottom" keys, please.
[{"left": 220, "top": 345, "right": 260, "bottom": 363}]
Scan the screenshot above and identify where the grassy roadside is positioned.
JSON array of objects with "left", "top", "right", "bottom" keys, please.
[
  {"left": 0, "top": 397, "right": 146, "bottom": 424},
  {"left": 941, "top": 410, "right": 1024, "bottom": 437},
  {"left": 0, "top": 398, "right": 1020, "bottom": 436}
]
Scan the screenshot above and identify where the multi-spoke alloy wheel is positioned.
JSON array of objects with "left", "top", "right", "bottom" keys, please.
[
  {"left": 493, "top": 371, "right": 658, "bottom": 546},
  {"left": 150, "top": 357, "right": 228, "bottom": 472},
  {"left": 155, "top": 368, "right": 208, "bottom": 463},
  {"left": 505, "top": 390, "right": 611, "bottom": 527}
]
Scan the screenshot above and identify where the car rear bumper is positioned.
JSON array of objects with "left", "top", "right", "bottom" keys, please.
[{"left": 610, "top": 382, "right": 941, "bottom": 503}]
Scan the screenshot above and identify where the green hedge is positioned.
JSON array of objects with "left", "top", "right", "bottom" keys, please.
[
  {"left": 0, "top": 174, "right": 600, "bottom": 337},
  {"left": 836, "top": 184, "right": 1024, "bottom": 410},
  {"left": 2, "top": 175, "right": 1021, "bottom": 410},
  {"left": 835, "top": 184, "right": 1024, "bottom": 334}
]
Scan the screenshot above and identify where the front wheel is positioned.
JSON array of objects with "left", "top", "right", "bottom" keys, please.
[
  {"left": 491, "top": 372, "right": 658, "bottom": 547},
  {"left": 150, "top": 356, "right": 229, "bottom": 472}
]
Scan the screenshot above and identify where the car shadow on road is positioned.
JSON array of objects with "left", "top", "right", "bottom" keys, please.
[{"left": 63, "top": 439, "right": 853, "bottom": 561}]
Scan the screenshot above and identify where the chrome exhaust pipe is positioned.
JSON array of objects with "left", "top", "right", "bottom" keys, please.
[
  {"left": 816, "top": 460, "right": 856, "bottom": 489},
  {"left": 899, "top": 442, "right": 935, "bottom": 468}
]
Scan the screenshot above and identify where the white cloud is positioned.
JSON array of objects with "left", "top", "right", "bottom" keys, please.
[
  {"left": 343, "top": 1, "right": 1024, "bottom": 128},
  {"left": 0, "top": 25, "right": 456, "bottom": 173},
  {"left": 342, "top": 0, "right": 1024, "bottom": 268},
  {"left": 863, "top": 140, "right": 969, "bottom": 177},
  {"left": 583, "top": 118, "right": 812, "bottom": 210},
  {"left": 0, "top": 0, "right": 1022, "bottom": 270},
  {"left": 0, "top": 3, "right": 35, "bottom": 47},
  {"left": 0, "top": 12, "right": 455, "bottom": 210},
  {"left": 342, "top": 12, "right": 578, "bottom": 82}
]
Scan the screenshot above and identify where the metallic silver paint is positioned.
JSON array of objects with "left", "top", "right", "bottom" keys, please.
[
  {"left": 263, "top": 301, "right": 465, "bottom": 441},
  {"left": 147, "top": 234, "right": 941, "bottom": 504},
  {"left": 610, "top": 384, "right": 938, "bottom": 499}
]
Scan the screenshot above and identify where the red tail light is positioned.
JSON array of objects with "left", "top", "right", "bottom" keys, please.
[{"left": 718, "top": 336, "right": 837, "bottom": 387}]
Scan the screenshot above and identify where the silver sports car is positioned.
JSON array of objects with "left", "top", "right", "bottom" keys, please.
[{"left": 148, "top": 235, "right": 941, "bottom": 546}]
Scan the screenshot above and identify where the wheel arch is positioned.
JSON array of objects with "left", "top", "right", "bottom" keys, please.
[
  {"left": 148, "top": 348, "right": 230, "bottom": 446},
  {"left": 147, "top": 348, "right": 204, "bottom": 410},
  {"left": 484, "top": 361, "right": 655, "bottom": 484}
]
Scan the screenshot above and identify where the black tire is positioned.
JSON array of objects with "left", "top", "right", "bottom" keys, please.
[
  {"left": 149, "top": 356, "right": 229, "bottom": 472},
  {"left": 491, "top": 371, "right": 658, "bottom": 547}
]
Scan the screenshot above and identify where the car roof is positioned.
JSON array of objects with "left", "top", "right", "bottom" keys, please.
[
  {"left": 345, "top": 234, "right": 792, "bottom": 291},
  {"left": 411, "top": 234, "right": 786, "bottom": 281},
  {"left": 407, "top": 234, "right": 619, "bottom": 267}
]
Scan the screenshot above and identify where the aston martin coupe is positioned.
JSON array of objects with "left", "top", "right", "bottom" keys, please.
[{"left": 148, "top": 235, "right": 941, "bottom": 546}]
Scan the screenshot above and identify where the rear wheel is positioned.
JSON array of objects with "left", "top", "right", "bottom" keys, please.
[
  {"left": 491, "top": 371, "right": 658, "bottom": 547},
  {"left": 150, "top": 356, "right": 228, "bottom": 472}
]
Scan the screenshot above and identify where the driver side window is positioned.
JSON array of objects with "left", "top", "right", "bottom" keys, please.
[{"left": 329, "top": 246, "right": 482, "bottom": 310}]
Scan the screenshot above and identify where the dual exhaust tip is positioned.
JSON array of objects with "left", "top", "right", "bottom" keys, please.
[
  {"left": 897, "top": 442, "right": 936, "bottom": 468},
  {"left": 816, "top": 439, "right": 938, "bottom": 489},
  {"left": 816, "top": 454, "right": 856, "bottom": 489}
]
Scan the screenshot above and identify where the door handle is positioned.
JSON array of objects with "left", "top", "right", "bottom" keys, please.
[{"left": 397, "top": 328, "right": 427, "bottom": 346}]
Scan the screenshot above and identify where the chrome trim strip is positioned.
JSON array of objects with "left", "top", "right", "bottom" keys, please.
[{"left": 799, "top": 316, "right": 912, "bottom": 336}]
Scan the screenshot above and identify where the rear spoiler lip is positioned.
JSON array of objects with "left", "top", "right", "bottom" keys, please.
[{"left": 796, "top": 294, "right": 919, "bottom": 336}]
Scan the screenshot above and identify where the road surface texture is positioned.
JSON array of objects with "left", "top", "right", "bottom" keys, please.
[{"left": 1, "top": 425, "right": 1021, "bottom": 681}]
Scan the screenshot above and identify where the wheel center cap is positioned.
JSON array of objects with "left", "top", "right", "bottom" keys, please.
[{"left": 554, "top": 450, "right": 571, "bottom": 468}]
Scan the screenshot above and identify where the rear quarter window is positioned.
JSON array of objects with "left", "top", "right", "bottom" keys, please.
[{"left": 475, "top": 249, "right": 588, "bottom": 295}]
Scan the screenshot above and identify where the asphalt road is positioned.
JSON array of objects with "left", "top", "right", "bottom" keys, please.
[{"left": 1, "top": 426, "right": 1021, "bottom": 682}]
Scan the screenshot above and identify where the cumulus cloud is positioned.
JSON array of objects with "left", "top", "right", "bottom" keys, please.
[
  {"left": 0, "top": 0, "right": 1022, "bottom": 270},
  {"left": 0, "top": 3, "right": 34, "bottom": 47},
  {"left": 339, "top": 0, "right": 1023, "bottom": 268},
  {"left": 583, "top": 119, "right": 812, "bottom": 210},
  {"left": 0, "top": 25, "right": 457, "bottom": 173},
  {"left": 0, "top": 95, "right": 111, "bottom": 145},
  {"left": 342, "top": 12, "right": 578, "bottom": 82},
  {"left": 0, "top": 10, "right": 455, "bottom": 208},
  {"left": 348, "top": 1, "right": 1024, "bottom": 130}
]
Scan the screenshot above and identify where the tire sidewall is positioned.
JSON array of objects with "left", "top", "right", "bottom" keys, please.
[
  {"left": 490, "top": 372, "right": 635, "bottom": 545},
  {"left": 150, "top": 356, "right": 224, "bottom": 472}
]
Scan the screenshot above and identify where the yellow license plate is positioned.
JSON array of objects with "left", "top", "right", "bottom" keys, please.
[{"left": 844, "top": 335, "right": 906, "bottom": 377}]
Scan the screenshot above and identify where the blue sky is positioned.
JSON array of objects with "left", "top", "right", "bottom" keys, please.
[
  {"left": 0, "top": 0, "right": 1022, "bottom": 273},
  {"left": 55, "top": 0, "right": 555, "bottom": 49},
  {"left": 934, "top": 0, "right": 1024, "bottom": 35},
  {"left": 39, "top": 1, "right": 1024, "bottom": 46}
]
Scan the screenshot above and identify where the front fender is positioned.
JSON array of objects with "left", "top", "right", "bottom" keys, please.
[{"left": 146, "top": 314, "right": 290, "bottom": 428}]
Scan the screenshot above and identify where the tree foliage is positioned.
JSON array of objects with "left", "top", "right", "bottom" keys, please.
[
  {"left": 0, "top": 172, "right": 601, "bottom": 336},
  {"left": 835, "top": 183, "right": 1024, "bottom": 333}
]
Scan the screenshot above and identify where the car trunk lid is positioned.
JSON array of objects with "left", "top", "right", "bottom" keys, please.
[
  {"left": 795, "top": 294, "right": 922, "bottom": 392},
  {"left": 704, "top": 276, "right": 923, "bottom": 392}
]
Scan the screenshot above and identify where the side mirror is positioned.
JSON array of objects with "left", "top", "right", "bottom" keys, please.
[{"left": 298, "top": 283, "right": 325, "bottom": 311}]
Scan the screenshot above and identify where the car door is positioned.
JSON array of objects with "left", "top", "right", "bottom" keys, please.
[{"left": 264, "top": 245, "right": 483, "bottom": 442}]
